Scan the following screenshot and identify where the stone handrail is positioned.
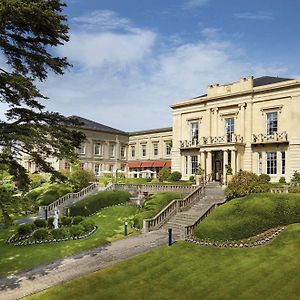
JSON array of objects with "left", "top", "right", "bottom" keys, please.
[
  {"left": 252, "top": 131, "right": 288, "bottom": 144},
  {"left": 142, "top": 185, "right": 205, "bottom": 233},
  {"left": 39, "top": 182, "right": 99, "bottom": 215},
  {"left": 113, "top": 183, "right": 197, "bottom": 194}
]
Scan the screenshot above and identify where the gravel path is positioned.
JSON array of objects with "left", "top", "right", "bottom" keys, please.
[{"left": 0, "top": 230, "right": 169, "bottom": 300}]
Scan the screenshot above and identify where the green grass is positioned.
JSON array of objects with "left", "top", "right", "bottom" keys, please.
[
  {"left": 0, "top": 206, "right": 138, "bottom": 276},
  {"left": 27, "top": 224, "right": 300, "bottom": 300},
  {"left": 194, "top": 193, "right": 300, "bottom": 241},
  {"left": 133, "top": 192, "right": 182, "bottom": 228}
]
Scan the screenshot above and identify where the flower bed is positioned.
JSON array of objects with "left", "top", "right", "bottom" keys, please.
[
  {"left": 7, "top": 226, "right": 97, "bottom": 246},
  {"left": 186, "top": 226, "right": 286, "bottom": 248}
]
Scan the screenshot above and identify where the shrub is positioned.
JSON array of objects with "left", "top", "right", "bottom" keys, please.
[
  {"left": 69, "top": 190, "right": 130, "bottom": 216},
  {"left": 51, "top": 228, "right": 69, "bottom": 239},
  {"left": 69, "top": 225, "right": 85, "bottom": 237},
  {"left": 47, "top": 217, "right": 54, "bottom": 228},
  {"left": 29, "top": 173, "right": 48, "bottom": 189},
  {"left": 80, "top": 219, "right": 95, "bottom": 232},
  {"left": 38, "top": 190, "right": 60, "bottom": 206},
  {"left": 279, "top": 177, "right": 286, "bottom": 184},
  {"left": 289, "top": 186, "right": 300, "bottom": 193},
  {"left": 72, "top": 216, "right": 84, "bottom": 225},
  {"left": 17, "top": 223, "right": 36, "bottom": 236},
  {"left": 259, "top": 173, "right": 271, "bottom": 183},
  {"left": 33, "top": 219, "right": 47, "bottom": 228},
  {"left": 68, "top": 169, "right": 96, "bottom": 192},
  {"left": 225, "top": 171, "right": 270, "bottom": 200},
  {"left": 291, "top": 170, "right": 300, "bottom": 185},
  {"left": 32, "top": 228, "right": 48, "bottom": 240},
  {"left": 157, "top": 167, "right": 171, "bottom": 182},
  {"left": 169, "top": 171, "right": 182, "bottom": 181},
  {"left": 60, "top": 216, "right": 72, "bottom": 226},
  {"left": 189, "top": 176, "right": 195, "bottom": 183}
]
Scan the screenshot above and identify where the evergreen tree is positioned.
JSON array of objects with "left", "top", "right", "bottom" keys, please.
[{"left": 0, "top": 0, "right": 85, "bottom": 187}]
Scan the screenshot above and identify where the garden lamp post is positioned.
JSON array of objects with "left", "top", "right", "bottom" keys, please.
[{"left": 124, "top": 221, "right": 128, "bottom": 236}]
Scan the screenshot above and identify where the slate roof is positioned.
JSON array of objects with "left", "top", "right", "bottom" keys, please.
[
  {"left": 69, "top": 116, "right": 128, "bottom": 135},
  {"left": 253, "top": 76, "right": 293, "bottom": 87},
  {"left": 129, "top": 127, "right": 173, "bottom": 136}
]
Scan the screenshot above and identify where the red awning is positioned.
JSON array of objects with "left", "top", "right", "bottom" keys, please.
[
  {"left": 128, "top": 162, "right": 142, "bottom": 168},
  {"left": 165, "top": 161, "right": 171, "bottom": 167},
  {"left": 141, "top": 162, "right": 154, "bottom": 168}
]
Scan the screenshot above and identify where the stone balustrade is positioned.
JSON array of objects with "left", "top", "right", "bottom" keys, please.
[
  {"left": 142, "top": 185, "right": 205, "bottom": 233},
  {"left": 39, "top": 182, "right": 99, "bottom": 216},
  {"left": 252, "top": 131, "right": 288, "bottom": 144}
]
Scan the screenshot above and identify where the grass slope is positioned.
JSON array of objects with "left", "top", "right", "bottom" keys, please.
[
  {"left": 195, "top": 193, "right": 300, "bottom": 241},
  {"left": 27, "top": 224, "right": 300, "bottom": 300},
  {"left": 0, "top": 206, "right": 137, "bottom": 276}
]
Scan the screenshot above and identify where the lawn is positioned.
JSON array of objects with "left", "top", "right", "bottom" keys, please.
[
  {"left": 195, "top": 193, "right": 300, "bottom": 241},
  {"left": 26, "top": 224, "right": 300, "bottom": 300},
  {"left": 0, "top": 206, "right": 138, "bottom": 276}
]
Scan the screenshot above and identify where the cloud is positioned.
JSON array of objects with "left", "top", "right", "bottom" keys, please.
[
  {"left": 40, "top": 10, "right": 288, "bottom": 131},
  {"left": 184, "top": 0, "right": 210, "bottom": 8},
  {"left": 234, "top": 12, "right": 274, "bottom": 21}
]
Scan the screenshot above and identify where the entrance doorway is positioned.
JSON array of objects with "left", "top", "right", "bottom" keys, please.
[{"left": 212, "top": 151, "right": 223, "bottom": 181}]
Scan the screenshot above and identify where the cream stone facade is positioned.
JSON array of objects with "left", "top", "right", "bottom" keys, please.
[
  {"left": 171, "top": 76, "right": 300, "bottom": 183},
  {"left": 128, "top": 128, "right": 172, "bottom": 178}
]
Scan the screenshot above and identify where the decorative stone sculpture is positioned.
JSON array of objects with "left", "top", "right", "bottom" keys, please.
[{"left": 53, "top": 208, "right": 59, "bottom": 229}]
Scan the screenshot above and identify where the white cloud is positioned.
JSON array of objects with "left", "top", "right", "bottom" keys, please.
[
  {"left": 40, "top": 10, "right": 288, "bottom": 131},
  {"left": 184, "top": 0, "right": 210, "bottom": 9},
  {"left": 234, "top": 12, "right": 274, "bottom": 21}
]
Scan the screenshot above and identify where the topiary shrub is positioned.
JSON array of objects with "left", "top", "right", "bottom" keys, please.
[
  {"left": 33, "top": 219, "right": 47, "bottom": 228},
  {"left": 259, "top": 173, "right": 271, "bottom": 183},
  {"left": 225, "top": 171, "right": 270, "bottom": 200},
  {"left": 60, "top": 216, "right": 72, "bottom": 226},
  {"left": 291, "top": 170, "right": 300, "bottom": 185},
  {"left": 189, "top": 175, "right": 195, "bottom": 183},
  {"left": 68, "top": 169, "right": 96, "bottom": 192},
  {"left": 72, "top": 216, "right": 84, "bottom": 225},
  {"left": 17, "top": 223, "right": 36, "bottom": 236},
  {"left": 51, "top": 228, "right": 69, "bottom": 239},
  {"left": 279, "top": 177, "right": 286, "bottom": 184},
  {"left": 80, "top": 219, "right": 95, "bottom": 232},
  {"left": 169, "top": 171, "right": 182, "bottom": 181},
  {"left": 32, "top": 228, "right": 48, "bottom": 240},
  {"left": 289, "top": 186, "right": 300, "bottom": 193},
  {"left": 69, "top": 225, "right": 85, "bottom": 237}
]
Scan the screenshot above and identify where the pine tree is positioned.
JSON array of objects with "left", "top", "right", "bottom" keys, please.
[{"left": 0, "top": 0, "right": 85, "bottom": 187}]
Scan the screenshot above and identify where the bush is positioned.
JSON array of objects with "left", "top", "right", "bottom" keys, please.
[
  {"left": 37, "top": 183, "right": 72, "bottom": 206},
  {"left": 32, "top": 228, "right": 48, "bottom": 240},
  {"left": 33, "top": 219, "right": 47, "bottom": 228},
  {"left": 47, "top": 217, "right": 54, "bottom": 228},
  {"left": 68, "top": 169, "right": 96, "bottom": 192},
  {"left": 51, "top": 228, "right": 69, "bottom": 239},
  {"left": 69, "top": 225, "right": 85, "bottom": 237},
  {"left": 279, "top": 177, "right": 286, "bottom": 184},
  {"left": 189, "top": 176, "right": 195, "bottom": 183},
  {"left": 17, "top": 223, "right": 36, "bottom": 236},
  {"left": 288, "top": 186, "right": 300, "bottom": 193},
  {"left": 169, "top": 171, "right": 182, "bottom": 181},
  {"left": 72, "top": 216, "right": 84, "bottom": 225},
  {"left": 259, "top": 173, "right": 271, "bottom": 183},
  {"left": 60, "top": 216, "right": 72, "bottom": 226},
  {"left": 225, "top": 171, "right": 270, "bottom": 200},
  {"left": 157, "top": 167, "right": 171, "bottom": 182},
  {"left": 80, "top": 219, "right": 95, "bottom": 232},
  {"left": 29, "top": 173, "right": 48, "bottom": 189},
  {"left": 69, "top": 190, "right": 131, "bottom": 216},
  {"left": 291, "top": 170, "right": 300, "bottom": 185}
]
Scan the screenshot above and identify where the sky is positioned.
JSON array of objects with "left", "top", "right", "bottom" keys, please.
[{"left": 28, "top": 1, "right": 300, "bottom": 131}]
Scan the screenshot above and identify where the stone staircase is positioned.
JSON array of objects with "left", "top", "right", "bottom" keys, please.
[{"left": 162, "top": 182, "right": 226, "bottom": 239}]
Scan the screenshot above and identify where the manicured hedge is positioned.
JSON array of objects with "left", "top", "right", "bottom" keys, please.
[
  {"left": 133, "top": 192, "right": 182, "bottom": 229},
  {"left": 194, "top": 193, "right": 300, "bottom": 241},
  {"left": 69, "top": 190, "right": 131, "bottom": 216}
]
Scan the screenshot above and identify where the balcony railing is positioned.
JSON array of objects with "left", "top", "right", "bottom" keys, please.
[
  {"left": 252, "top": 131, "right": 288, "bottom": 144},
  {"left": 180, "top": 134, "right": 244, "bottom": 149}
]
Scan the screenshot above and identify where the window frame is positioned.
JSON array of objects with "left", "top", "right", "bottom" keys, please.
[
  {"left": 153, "top": 143, "right": 158, "bottom": 156},
  {"left": 142, "top": 144, "right": 147, "bottom": 157},
  {"left": 266, "top": 112, "right": 278, "bottom": 135},
  {"left": 191, "top": 155, "right": 198, "bottom": 175},
  {"left": 94, "top": 143, "right": 103, "bottom": 156},
  {"left": 266, "top": 152, "right": 277, "bottom": 175},
  {"left": 190, "top": 122, "right": 199, "bottom": 141}
]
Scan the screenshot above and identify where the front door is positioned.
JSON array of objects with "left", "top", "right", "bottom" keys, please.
[{"left": 213, "top": 151, "right": 223, "bottom": 181}]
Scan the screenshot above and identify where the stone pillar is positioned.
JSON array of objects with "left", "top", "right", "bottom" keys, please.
[
  {"left": 207, "top": 151, "right": 212, "bottom": 176},
  {"left": 238, "top": 103, "right": 246, "bottom": 138},
  {"left": 181, "top": 155, "right": 186, "bottom": 177},
  {"left": 231, "top": 150, "right": 236, "bottom": 175},
  {"left": 187, "top": 156, "right": 191, "bottom": 176},
  {"left": 223, "top": 150, "right": 228, "bottom": 182},
  {"left": 277, "top": 150, "right": 281, "bottom": 179}
]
